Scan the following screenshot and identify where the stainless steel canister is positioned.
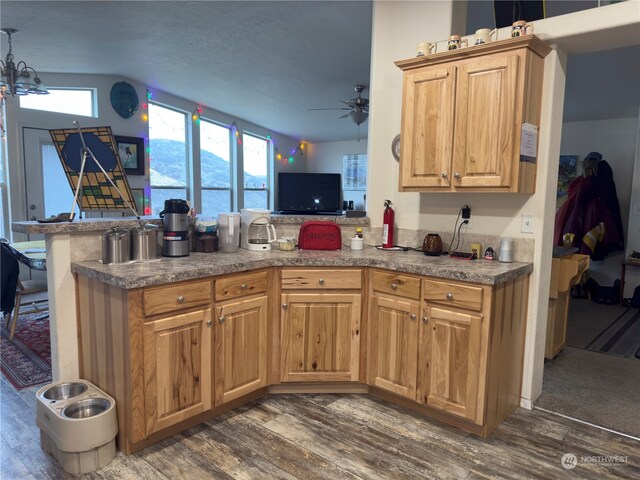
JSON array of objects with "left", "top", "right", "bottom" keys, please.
[
  {"left": 101, "top": 227, "right": 131, "bottom": 264},
  {"left": 131, "top": 222, "right": 158, "bottom": 262}
]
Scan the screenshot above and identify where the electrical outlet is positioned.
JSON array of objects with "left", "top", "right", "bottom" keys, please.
[
  {"left": 461, "top": 205, "right": 471, "bottom": 229},
  {"left": 521, "top": 213, "right": 534, "bottom": 233}
]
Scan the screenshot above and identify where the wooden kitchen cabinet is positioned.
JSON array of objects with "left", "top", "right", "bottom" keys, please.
[
  {"left": 396, "top": 36, "right": 550, "bottom": 193},
  {"left": 417, "top": 278, "right": 487, "bottom": 424},
  {"left": 143, "top": 308, "right": 212, "bottom": 435},
  {"left": 418, "top": 305, "right": 484, "bottom": 424},
  {"left": 367, "top": 269, "right": 421, "bottom": 399},
  {"left": 213, "top": 269, "right": 268, "bottom": 404},
  {"left": 280, "top": 268, "right": 362, "bottom": 382},
  {"left": 213, "top": 294, "right": 268, "bottom": 405},
  {"left": 75, "top": 263, "right": 531, "bottom": 453},
  {"left": 367, "top": 293, "right": 420, "bottom": 399}
]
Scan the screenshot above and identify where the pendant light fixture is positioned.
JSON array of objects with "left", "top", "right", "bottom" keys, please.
[{"left": 1, "top": 28, "right": 49, "bottom": 96}]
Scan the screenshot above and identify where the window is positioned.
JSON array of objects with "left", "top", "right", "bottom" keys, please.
[
  {"left": 19, "top": 88, "right": 96, "bottom": 117},
  {"left": 42, "top": 144, "right": 74, "bottom": 218},
  {"left": 243, "top": 133, "right": 269, "bottom": 210},
  {"left": 148, "top": 103, "right": 188, "bottom": 215},
  {"left": 200, "top": 120, "right": 231, "bottom": 216}
]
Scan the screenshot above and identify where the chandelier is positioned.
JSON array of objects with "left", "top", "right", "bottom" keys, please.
[{"left": 1, "top": 28, "right": 49, "bottom": 96}]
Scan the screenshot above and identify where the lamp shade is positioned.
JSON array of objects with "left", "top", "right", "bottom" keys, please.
[{"left": 349, "top": 110, "right": 368, "bottom": 126}]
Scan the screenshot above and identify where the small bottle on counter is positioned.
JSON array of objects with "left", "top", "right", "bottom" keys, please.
[{"left": 355, "top": 227, "right": 363, "bottom": 238}]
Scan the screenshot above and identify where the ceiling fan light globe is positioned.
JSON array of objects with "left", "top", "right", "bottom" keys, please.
[{"left": 349, "top": 110, "right": 368, "bottom": 126}]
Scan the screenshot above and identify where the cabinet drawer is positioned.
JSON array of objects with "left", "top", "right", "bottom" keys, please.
[
  {"left": 281, "top": 269, "right": 361, "bottom": 290},
  {"left": 143, "top": 280, "right": 212, "bottom": 317},
  {"left": 371, "top": 270, "right": 421, "bottom": 300},
  {"left": 215, "top": 270, "right": 268, "bottom": 301},
  {"left": 423, "top": 278, "right": 483, "bottom": 312}
]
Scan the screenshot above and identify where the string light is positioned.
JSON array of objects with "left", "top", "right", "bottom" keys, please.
[
  {"left": 191, "top": 107, "right": 203, "bottom": 124},
  {"left": 273, "top": 141, "right": 305, "bottom": 165}
]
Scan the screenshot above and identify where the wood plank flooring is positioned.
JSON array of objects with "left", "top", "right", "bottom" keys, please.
[{"left": 1, "top": 377, "right": 638, "bottom": 479}]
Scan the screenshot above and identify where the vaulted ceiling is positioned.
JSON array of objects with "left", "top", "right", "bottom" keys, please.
[
  {"left": 2, "top": 1, "right": 373, "bottom": 143},
  {"left": 3, "top": 1, "right": 638, "bottom": 146}
]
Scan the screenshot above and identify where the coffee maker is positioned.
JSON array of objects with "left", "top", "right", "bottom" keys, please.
[
  {"left": 240, "top": 209, "right": 276, "bottom": 251},
  {"left": 160, "top": 199, "right": 190, "bottom": 257}
]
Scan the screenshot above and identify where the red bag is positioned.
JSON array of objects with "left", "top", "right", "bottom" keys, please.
[{"left": 298, "top": 221, "right": 342, "bottom": 250}]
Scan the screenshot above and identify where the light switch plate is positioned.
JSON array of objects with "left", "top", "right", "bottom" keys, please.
[{"left": 521, "top": 213, "right": 534, "bottom": 234}]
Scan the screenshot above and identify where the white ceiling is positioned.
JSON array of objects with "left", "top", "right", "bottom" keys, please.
[
  {"left": 3, "top": 1, "right": 638, "bottom": 144},
  {"left": 1, "top": 0, "right": 373, "bottom": 143}
]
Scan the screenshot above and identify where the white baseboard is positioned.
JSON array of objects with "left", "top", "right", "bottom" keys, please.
[{"left": 520, "top": 398, "right": 533, "bottom": 410}]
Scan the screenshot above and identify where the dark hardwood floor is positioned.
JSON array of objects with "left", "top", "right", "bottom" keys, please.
[{"left": 1, "top": 377, "right": 638, "bottom": 479}]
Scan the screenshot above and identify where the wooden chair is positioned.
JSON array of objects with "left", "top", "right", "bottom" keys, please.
[{"left": 4, "top": 278, "right": 48, "bottom": 340}]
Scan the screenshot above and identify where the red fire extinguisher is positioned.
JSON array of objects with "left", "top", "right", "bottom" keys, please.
[{"left": 382, "top": 199, "right": 394, "bottom": 248}]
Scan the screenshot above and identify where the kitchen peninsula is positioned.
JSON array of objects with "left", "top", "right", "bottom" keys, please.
[{"left": 14, "top": 217, "right": 532, "bottom": 454}]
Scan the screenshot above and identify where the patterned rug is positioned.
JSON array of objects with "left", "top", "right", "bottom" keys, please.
[
  {"left": 0, "top": 311, "right": 51, "bottom": 389},
  {"left": 585, "top": 307, "right": 640, "bottom": 359}
]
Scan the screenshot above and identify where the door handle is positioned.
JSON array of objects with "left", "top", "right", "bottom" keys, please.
[{"left": 282, "top": 304, "right": 288, "bottom": 310}]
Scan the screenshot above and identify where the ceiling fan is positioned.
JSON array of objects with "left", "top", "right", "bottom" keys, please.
[{"left": 309, "top": 84, "right": 369, "bottom": 126}]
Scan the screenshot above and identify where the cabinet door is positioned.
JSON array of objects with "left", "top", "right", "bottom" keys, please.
[
  {"left": 214, "top": 295, "right": 267, "bottom": 405},
  {"left": 418, "top": 306, "right": 483, "bottom": 424},
  {"left": 400, "top": 65, "right": 456, "bottom": 189},
  {"left": 367, "top": 294, "right": 419, "bottom": 399},
  {"left": 452, "top": 53, "right": 521, "bottom": 189},
  {"left": 143, "top": 309, "right": 212, "bottom": 435},
  {"left": 281, "top": 293, "right": 361, "bottom": 382}
]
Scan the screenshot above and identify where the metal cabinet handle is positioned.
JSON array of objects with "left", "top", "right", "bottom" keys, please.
[
  {"left": 240, "top": 283, "right": 248, "bottom": 290},
  {"left": 218, "top": 316, "right": 225, "bottom": 324},
  {"left": 390, "top": 282, "right": 398, "bottom": 290},
  {"left": 282, "top": 304, "right": 288, "bottom": 310},
  {"left": 446, "top": 293, "right": 453, "bottom": 300},
  {"left": 454, "top": 172, "right": 461, "bottom": 179},
  {"left": 319, "top": 278, "right": 325, "bottom": 286},
  {"left": 410, "top": 314, "right": 417, "bottom": 320},
  {"left": 441, "top": 172, "right": 448, "bottom": 178},
  {"left": 207, "top": 318, "right": 213, "bottom": 327},
  {"left": 177, "top": 295, "right": 185, "bottom": 304},
  {"left": 422, "top": 316, "right": 429, "bottom": 324}
]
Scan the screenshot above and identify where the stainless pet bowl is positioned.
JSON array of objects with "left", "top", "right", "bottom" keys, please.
[
  {"left": 41, "top": 382, "right": 88, "bottom": 401},
  {"left": 62, "top": 398, "right": 111, "bottom": 419}
]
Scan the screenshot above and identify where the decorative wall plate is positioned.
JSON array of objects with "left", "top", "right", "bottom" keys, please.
[
  {"left": 110, "top": 81, "right": 139, "bottom": 119},
  {"left": 391, "top": 134, "right": 401, "bottom": 161}
]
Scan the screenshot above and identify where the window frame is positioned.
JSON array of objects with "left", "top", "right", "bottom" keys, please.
[
  {"left": 148, "top": 101, "right": 190, "bottom": 213},
  {"left": 199, "top": 118, "right": 233, "bottom": 215},
  {"left": 18, "top": 87, "right": 98, "bottom": 117},
  {"left": 241, "top": 131, "right": 272, "bottom": 211}
]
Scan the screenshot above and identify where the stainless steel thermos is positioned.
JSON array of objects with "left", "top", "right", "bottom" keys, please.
[
  {"left": 131, "top": 222, "right": 159, "bottom": 262},
  {"left": 160, "top": 199, "right": 190, "bottom": 257},
  {"left": 101, "top": 227, "right": 131, "bottom": 264}
]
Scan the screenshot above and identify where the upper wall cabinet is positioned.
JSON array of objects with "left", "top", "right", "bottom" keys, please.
[{"left": 396, "top": 36, "right": 551, "bottom": 193}]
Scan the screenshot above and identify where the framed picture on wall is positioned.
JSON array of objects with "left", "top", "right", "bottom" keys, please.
[
  {"left": 342, "top": 154, "right": 367, "bottom": 191},
  {"left": 115, "top": 135, "right": 145, "bottom": 175}
]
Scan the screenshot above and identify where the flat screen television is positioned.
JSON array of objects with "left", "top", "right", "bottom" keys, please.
[{"left": 278, "top": 172, "right": 341, "bottom": 214}]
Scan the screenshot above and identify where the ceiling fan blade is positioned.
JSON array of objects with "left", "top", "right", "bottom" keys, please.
[
  {"left": 308, "top": 107, "right": 352, "bottom": 111},
  {"left": 338, "top": 112, "right": 351, "bottom": 119}
]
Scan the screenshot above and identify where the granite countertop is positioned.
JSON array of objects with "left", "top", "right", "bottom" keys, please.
[
  {"left": 71, "top": 247, "right": 533, "bottom": 289},
  {"left": 12, "top": 214, "right": 369, "bottom": 234}
]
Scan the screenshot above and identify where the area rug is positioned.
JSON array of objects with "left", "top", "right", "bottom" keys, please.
[
  {"left": 586, "top": 307, "right": 640, "bottom": 358},
  {"left": 566, "top": 299, "right": 630, "bottom": 349},
  {"left": 0, "top": 311, "right": 51, "bottom": 389}
]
